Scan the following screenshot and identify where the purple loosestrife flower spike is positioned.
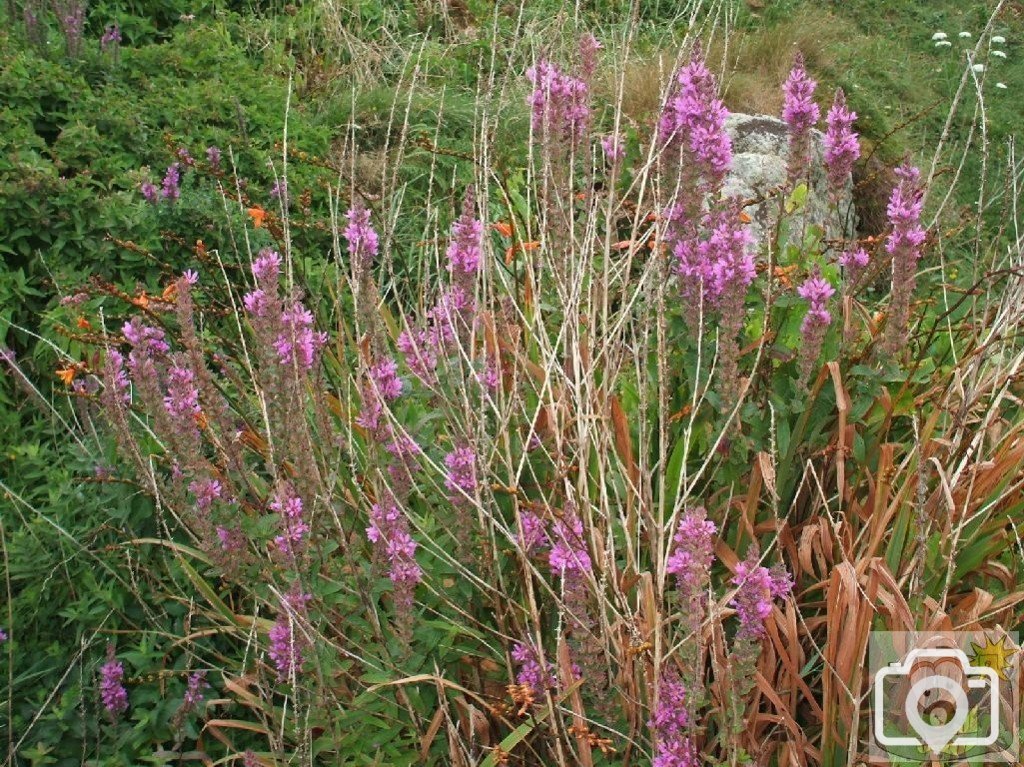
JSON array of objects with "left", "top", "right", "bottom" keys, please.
[
  {"left": 206, "top": 146, "right": 221, "bottom": 168},
  {"left": 271, "top": 484, "right": 309, "bottom": 560},
  {"left": 268, "top": 589, "right": 311, "bottom": 681},
  {"left": 141, "top": 181, "right": 159, "bottom": 204},
  {"left": 122, "top": 318, "right": 169, "bottom": 355},
  {"left": 601, "top": 133, "right": 625, "bottom": 164},
  {"left": 884, "top": 163, "right": 927, "bottom": 353},
  {"left": 731, "top": 549, "right": 793, "bottom": 639},
  {"left": 444, "top": 445, "right": 478, "bottom": 504},
  {"left": 839, "top": 246, "right": 870, "bottom": 294},
  {"left": 782, "top": 53, "right": 820, "bottom": 184},
  {"left": 512, "top": 642, "right": 557, "bottom": 695},
  {"left": 183, "top": 670, "right": 208, "bottom": 710},
  {"left": 273, "top": 302, "right": 327, "bottom": 370},
  {"left": 446, "top": 191, "right": 484, "bottom": 276},
  {"left": 356, "top": 357, "right": 402, "bottom": 433},
  {"left": 189, "top": 478, "right": 222, "bottom": 513},
  {"left": 344, "top": 203, "right": 379, "bottom": 274},
  {"left": 519, "top": 511, "right": 549, "bottom": 554},
  {"left": 0, "top": 628, "right": 6, "bottom": 642},
  {"left": 526, "top": 59, "right": 591, "bottom": 147},
  {"left": 251, "top": 248, "right": 282, "bottom": 284},
  {"left": 100, "top": 644, "right": 129, "bottom": 717},
  {"left": 649, "top": 670, "right": 699, "bottom": 767},
  {"left": 659, "top": 45, "right": 732, "bottom": 190},
  {"left": 823, "top": 88, "right": 860, "bottom": 194},
  {"left": 161, "top": 164, "right": 181, "bottom": 201},
  {"left": 548, "top": 509, "right": 592, "bottom": 575},
  {"left": 100, "top": 23, "right": 121, "bottom": 51},
  {"left": 164, "top": 360, "right": 200, "bottom": 422},
  {"left": 578, "top": 33, "right": 601, "bottom": 80},
  {"left": 797, "top": 269, "right": 836, "bottom": 381},
  {"left": 666, "top": 508, "right": 716, "bottom": 591}
]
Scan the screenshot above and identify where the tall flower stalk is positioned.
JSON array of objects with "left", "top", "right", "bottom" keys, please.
[{"left": 883, "top": 163, "right": 927, "bottom": 354}]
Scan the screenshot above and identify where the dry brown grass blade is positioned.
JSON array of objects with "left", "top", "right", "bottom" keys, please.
[
  {"left": 419, "top": 705, "right": 447, "bottom": 761},
  {"left": 610, "top": 393, "right": 640, "bottom": 491},
  {"left": 864, "top": 443, "right": 899, "bottom": 558},
  {"left": 827, "top": 362, "right": 851, "bottom": 502},
  {"left": 557, "top": 638, "right": 594, "bottom": 767},
  {"left": 820, "top": 562, "right": 871, "bottom": 761}
]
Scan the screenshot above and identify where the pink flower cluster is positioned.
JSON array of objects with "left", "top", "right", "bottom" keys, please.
[
  {"left": 658, "top": 47, "right": 732, "bottom": 187},
  {"left": 549, "top": 509, "right": 592, "bottom": 575},
  {"left": 163, "top": 360, "right": 200, "bottom": 421},
  {"left": 271, "top": 483, "right": 309, "bottom": 560},
  {"left": 243, "top": 249, "right": 326, "bottom": 371},
  {"left": 443, "top": 445, "right": 477, "bottom": 503},
  {"left": 366, "top": 500, "right": 422, "bottom": 590},
  {"left": 731, "top": 550, "right": 793, "bottom": 639},
  {"left": 673, "top": 203, "right": 755, "bottom": 306},
  {"left": 446, "top": 193, "right": 484, "bottom": 276},
  {"left": 665, "top": 508, "right": 716, "bottom": 590},
  {"left": 885, "top": 164, "right": 926, "bottom": 259},
  {"left": 122, "top": 318, "right": 170, "bottom": 355},
  {"left": 104, "top": 349, "right": 130, "bottom": 402},
  {"left": 650, "top": 670, "right": 698, "bottom": 767},
  {"left": 601, "top": 133, "right": 625, "bottom": 163},
  {"left": 189, "top": 477, "right": 223, "bottom": 514},
  {"left": 357, "top": 358, "right": 404, "bottom": 432},
  {"left": 823, "top": 89, "right": 860, "bottom": 192},
  {"left": 782, "top": 53, "right": 820, "bottom": 183},
  {"left": 344, "top": 203, "right": 379, "bottom": 272},
  {"left": 511, "top": 641, "right": 557, "bottom": 695},
  {"left": 797, "top": 271, "right": 835, "bottom": 334},
  {"left": 274, "top": 304, "right": 326, "bottom": 370},
  {"left": 182, "top": 670, "right": 208, "bottom": 710},
  {"left": 519, "top": 511, "right": 549, "bottom": 554},
  {"left": 526, "top": 60, "right": 591, "bottom": 146},
  {"left": 797, "top": 270, "right": 835, "bottom": 379},
  {"left": 397, "top": 193, "right": 483, "bottom": 383},
  {"left": 100, "top": 644, "right": 129, "bottom": 717},
  {"left": 268, "top": 589, "right": 311, "bottom": 680},
  {"left": 781, "top": 53, "right": 819, "bottom": 134}
]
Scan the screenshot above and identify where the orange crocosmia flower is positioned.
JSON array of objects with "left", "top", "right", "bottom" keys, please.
[
  {"left": 56, "top": 366, "right": 77, "bottom": 385},
  {"left": 504, "top": 240, "right": 541, "bottom": 266},
  {"left": 493, "top": 221, "right": 513, "bottom": 238},
  {"left": 612, "top": 240, "right": 634, "bottom": 250},
  {"left": 132, "top": 292, "right": 151, "bottom": 308},
  {"left": 738, "top": 210, "right": 753, "bottom": 224},
  {"left": 76, "top": 316, "right": 92, "bottom": 330},
  {"left": 247, "top": 206, "right": 267, "bottom": 229},
  {"left": 161, "top": 283, "right": 178, "bottom": 301},
  {"left": 195, "top": 239, "right": 207, "bottom": 257}
]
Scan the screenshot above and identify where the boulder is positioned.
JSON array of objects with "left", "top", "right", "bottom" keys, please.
[{"left": 722, "top": 113, "right": 856, "bottom": 250}]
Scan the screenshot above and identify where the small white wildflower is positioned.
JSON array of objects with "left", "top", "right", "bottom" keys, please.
[
  {"left": 992, "top": 35, "right": 1006, "bottom": 44},
  {"left": 996, "top": 82, "right": 1008, "bottom": 89},
  {"left": 959, "top": 31, "right": 972, "bottom": 38},
  {"left": 932, "top": 31, "right": 948, "bottom": 41},
  {"left": 972, "top": 63, "right": 985, "bottom": 72},
  {"left": 992, "top": 50, "right": 1007, "bottom": 58},
  {"left": 935, "top": 40, "right": 953, "bottom": 48}
]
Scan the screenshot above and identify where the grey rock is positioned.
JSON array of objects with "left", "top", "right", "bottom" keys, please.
[{"left": 722, "top": 113, "right": 856, "bottom": 251}]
